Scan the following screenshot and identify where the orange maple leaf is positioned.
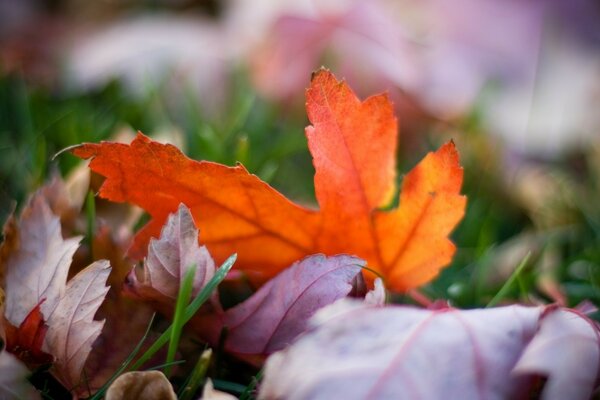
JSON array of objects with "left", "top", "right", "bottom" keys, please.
[{"left": 73, "top": 70, "right": 466, "bottom": 291}]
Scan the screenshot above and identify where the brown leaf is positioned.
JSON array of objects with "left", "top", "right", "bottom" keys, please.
[{"left": 105, "top": 371, "right": 176, "bottom": 400}]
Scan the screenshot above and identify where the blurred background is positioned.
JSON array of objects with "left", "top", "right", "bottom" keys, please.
[{"left": 1, "top": 0, "right": 600, "bottom": 308}]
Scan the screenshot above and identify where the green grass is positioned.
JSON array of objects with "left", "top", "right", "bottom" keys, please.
[
  {"left": 165, "top": 264, "right": 197, "bottom": 377},
  {"left": 88, "top": 255, "right": 236, "bottom": 400}
]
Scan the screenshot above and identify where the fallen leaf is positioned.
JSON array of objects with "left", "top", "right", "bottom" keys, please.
[
  {"left": 43, "top": 260, "right": 111, "bottom": 392},
  {"left": 1, "top": 194, "right": 81, "bottom": 326},
  {"left": 74, "top": 132, "right": 321, "bottom": 281},
  {"left": 105, "top": 371, "right": 176, "bottom": 400},
  {"left": 223, "top": 254, "right": 365, "bottom": 355},
  {"left": 307, "top": 71, "right": 465, "bottom": 290},
  {"left": 0, "top": 350, "right": 41, "bottom": 400},
  {"left": 79, "top": 225, "right": 156, "bottom": 397},
  {"left": 73, "top": 69, "right": 465, "bottom": 291},
  {"left": 259, "top": 302, "right": 600, "bottom": 400},
  {"left": 125, "top": 203, "right": 217, "bottom": 306},
  {"left": 3, "top": 302, "right": 53, "bottom": 368},
  {"left": 201, "top": 379, "right": 237, "bottom": 400},
  {"left": 364, "top": 278, "right": 386, "bottom": 306},
  {"left": 0, "top": 190, "right": 112, "bottom": 393},
  {"left": 513, "top": 307, "right": 600, "bottom": 400}
]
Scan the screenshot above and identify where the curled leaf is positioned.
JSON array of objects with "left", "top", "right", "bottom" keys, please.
[
  {"left": 260, "top": 302, "right": 600, "bottom": 400},
  {"left": 513, "top": 307, "right": 600, "bottom": 400},
  {"left": 125, "top": 204, "right": 217, "bottom": 305}
]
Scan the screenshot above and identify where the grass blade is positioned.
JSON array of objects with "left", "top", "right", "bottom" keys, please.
[
  {"left": 128, "top": 254, "right": 237, "bottom": 372},
  {"left": 239, "top": 369, "right": 263, "bottom": 400},
  {"left": 486, "top": 252, "right": 531, "bottom": 308},
  {"left": 212, "top": 379, "right": 247, "bottom": 395},
  {"left": 165, "top": 264, "right": 197, "bottom": 376},
  {"left": 179, "top": 349, "right": 212, "bottom": 400}
]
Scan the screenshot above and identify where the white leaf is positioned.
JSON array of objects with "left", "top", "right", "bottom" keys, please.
[{"left": 513, "top": 308, "right": 600, "bottom": 400}]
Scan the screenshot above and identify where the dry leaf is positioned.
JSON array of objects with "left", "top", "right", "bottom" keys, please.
[
  {"left": 0, "top": 190, "right": 112, "bottom": 393},
  {"left": 73, "top": 69, "right": 465, "bottom": 292},
  {"left": 2, "top": 194, "right": 81, "bottom": 325},
  {"left": 3, "top": 302, "right": 53, "bottom": 368},
  {"left": 200, "top": 379, "right": 237, "bottom": 400},
  {"left": 0, "top": 350, "right": 40, "bottom": 400},
  {"left": 125, "top": 203, "right": 217, "bottom": 305},
  {"left": 223, "top": 254, "right": 365, "bottom": 355},
  {"left": 259, "top": 301, "right": 600, "bottom": 400},
  {"left": 513, "top": 307, "right": 600, "bottom": 400},
  {"left": 364, "top": 278, "right": 386, "bottom": 306},
  {"left": 43, "top": 260, "right": 110, "bottom": 391},
  {"left": 105, "top": 371, "right": 176, "bottom": 400},
  {"left": 79, "top": 225, "right": 155, "bottom": 396}
]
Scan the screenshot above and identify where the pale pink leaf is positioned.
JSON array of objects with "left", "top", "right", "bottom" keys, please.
[
  {"left": 513, "top": 308, "right": 600, "bottom": 400},
  {"left": 224, "top": 254, "right": 365, "bottom": 355},
  {"left": 3, "top": 194, "right": 81, "bottom": 325},
  {"left": 43, "top": 260, "right": 111, "bottom": 391},
  {"left": 201, "top": 379, "right": 238, "bottom": 400},
  {"left": 261, "top": 304, "right": 564, "bottom": 399},
  {"left": 365, "top": 278, "right": 386, "bottom": 306},
  {"left": 0, "top": 350, "right": 40, "bottom": 400},
  {"left": 126, "top": 203, "right": 216, "bottom": 301}
]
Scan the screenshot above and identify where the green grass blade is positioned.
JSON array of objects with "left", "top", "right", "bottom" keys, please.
[
  {"left": 239, "top": 369, "right": 263, "bottom": 400},
  {"left": 212, "top": 379, "right": 247, "bottom": 395},
  {"left": 179, "top": 349, "right": 212, "bottom": 400},
  {"left": 145, "top": 360, "right": 186, "bottom": 371},
  {"left": 128, "top": 254, "right": 237, "bottom": 372},
  {"left": 165, "top": 264, "right": 197, "bottom": 377},
  {"left": 486, "top": 252, "right": 531, "bottom": 308}
]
